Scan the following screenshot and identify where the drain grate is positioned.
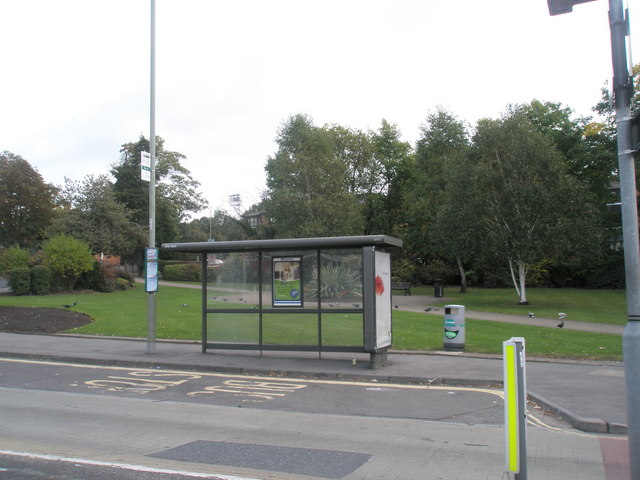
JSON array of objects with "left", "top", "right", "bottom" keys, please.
[{"left": 149, "top": 440, "right": 371, "bottom": 479}]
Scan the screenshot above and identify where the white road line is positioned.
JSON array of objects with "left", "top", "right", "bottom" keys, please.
[{"left": 0, "top": 450, "right": 261, "bottom": 480}]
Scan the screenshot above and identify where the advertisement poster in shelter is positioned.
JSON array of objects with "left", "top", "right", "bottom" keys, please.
[
  {"left": 273, "top": 257, "right": 303, "bottom": 307},
  {"left": 374, "top": 250, "right": 392, "bottom": 349}
]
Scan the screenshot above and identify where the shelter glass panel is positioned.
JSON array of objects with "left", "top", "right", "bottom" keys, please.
[
  {"left": 206, "top": 251, "right": 260, "bottom": 309},
  {"left": 262, "top": 313, "right": 318, "bottom": 346},
  {"left": 318, "top": 249, "right": 363, "bottom": 307},
  {"left": 260, "top": 250, "right": 319, "bottom": 309},
  {"left": 321, "top": 313, "right": 364, "bottom": 347},
  {"left": 207, "top": 312, "right": 259, "bottom": 344}
]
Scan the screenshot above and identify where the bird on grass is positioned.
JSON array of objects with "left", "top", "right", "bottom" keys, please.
[
  {"left": 557, "top": 321, "right": 564, "bottom": 328},
  {"left": 424, "top": 307, "right": 433, "bottom": 312},
  {"left": 528, "top": 312, "right": 536, "bottom": 318},
  {"left": 558, "top": 312, "right": 567, "bottom": 319},
  {"left": 62, "top": 301, "right": 77, "bottom": 308}
]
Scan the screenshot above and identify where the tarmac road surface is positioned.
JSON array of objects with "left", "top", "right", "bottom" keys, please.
[{"left": 0, "top": 357, "right": 620, "bottom": 480}]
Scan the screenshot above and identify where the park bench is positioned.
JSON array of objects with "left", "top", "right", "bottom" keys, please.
[{"left": 391, "top": 281, "right": 412, "bottom": 295}]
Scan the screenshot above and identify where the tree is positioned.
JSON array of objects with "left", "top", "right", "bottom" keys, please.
[
  {"left": 179, "top": 216, "right": 210, "bottom": 243},
  {"left": 43, "top": 235, "right": 94, "bottom": 291},
  {"left": 473, "top": 109, "right": 602, "bottom": 304},
  {"left": 264, "top": 114, "right": 363, "bottom": 238},
  {"left": 427, "top": 154, "right": 486, "bottom": 293},
  {"left": 366, "top": 120, "right": 413, "bottom": 235},
  {"left": 405, "top": 109, "right": 474, "bottom": 290},
  {"left": 47, "top": 175, "right": 144, "bottom": 256},
  {"left": 111, "top": 136, "right": 207, "bottom": 245},
  {"left": 517, "top": 100, "right": 616, "bottom": 206},
  {"left": 0, "top": 151, "right": 57, "bottom": 248}
]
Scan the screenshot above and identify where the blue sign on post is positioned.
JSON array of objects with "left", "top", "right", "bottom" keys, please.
[{"left": 145, "top": 248, "right": 159, "bottom": 293}]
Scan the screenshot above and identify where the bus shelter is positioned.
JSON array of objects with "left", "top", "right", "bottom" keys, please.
[{"left": 161, "top": 235, "right": 402, "bottom": 368}]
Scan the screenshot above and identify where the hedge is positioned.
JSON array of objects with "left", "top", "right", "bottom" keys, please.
[
  {"left": 9, "top": 268, "right": 30, "bottom": 295},
  {"left": 30, "top": 265, "right": 52, "bottom": 295},
  {"left": 163, "top": 263, "right": 201, "bottom": 282}
]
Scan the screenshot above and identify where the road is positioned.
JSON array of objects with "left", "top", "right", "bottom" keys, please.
[{"left": 0, "top": 358, "right": 607, "bottom": 479}]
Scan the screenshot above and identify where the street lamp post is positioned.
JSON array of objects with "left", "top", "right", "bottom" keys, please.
[
  {"left": 548, "top": 1, "right": 638, "bottom": 477},
  {"left": 147, "top": 0, "right": 157, "bottom": 354}
]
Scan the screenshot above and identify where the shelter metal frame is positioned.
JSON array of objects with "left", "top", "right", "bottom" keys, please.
[{"left": 162, "top": 235, "right": 402, "bottom": 365}]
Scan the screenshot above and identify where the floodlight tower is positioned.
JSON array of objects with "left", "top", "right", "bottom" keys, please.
[{"left": 548, "top": 0, "right": 638, "bottom": 477}]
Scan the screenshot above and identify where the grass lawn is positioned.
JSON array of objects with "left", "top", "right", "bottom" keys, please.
[
  {"left": 393, "top": 311, "right": 621, "bottom": 360},
  {"left": 412, "top": 286, "right": 627, "bottom": 325},
  {"left": 0, "top": 284, "right": 623, "bottom": 360}
]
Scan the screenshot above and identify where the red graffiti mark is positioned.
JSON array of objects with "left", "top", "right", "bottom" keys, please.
[{"left": 375, "top": 275, "right": 385, "bottom": 296}]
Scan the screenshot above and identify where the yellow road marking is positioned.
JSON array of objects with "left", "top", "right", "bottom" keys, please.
[{"left": 0, "top": 357, "right": 598, "bottom": 436}]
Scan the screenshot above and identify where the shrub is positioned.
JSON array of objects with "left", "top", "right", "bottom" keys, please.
[
  {"left": 309, "top": 262, "right": 361, "bottom": 299},
  {"left": 30, "top": 265, "right": 52, "bottom": 295},
  {"left": 76, "top": 261, "right": 102, "bottom": 291},
  {"left": 392, "top": 257, "right": 416, "bottom": 283},
  {"left": 115, "top": 269, "right": 135, "bottom": 287},
  {"left": 0, "top": 246, "right": 30, "bottom": 274},
  {"left": 76, "top": 262, "right": 119, "bottom": 292},
  {"left": 163, "top": 263, "right": 201, "bottom": 282},
  {"left": 115, "top": 277, "right": 130, "bottom": 290},
  {"left": 96, "top": 266, "right": 117, "bottom": 293},
  {"left": 43, "top": 235, "right": 94, "bottom": 291},
  {"left": 8, "top": 267, "right": 30, "bottom": 295}
]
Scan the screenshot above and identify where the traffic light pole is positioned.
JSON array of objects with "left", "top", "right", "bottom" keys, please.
[
  {"left": 609, "top": 1, "right": 640, "bottom": 477},
  {"left": 548, "top": 1, "right": 638, "bottom": 475}
]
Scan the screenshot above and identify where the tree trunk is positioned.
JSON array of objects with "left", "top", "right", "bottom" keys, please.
[
  {"left": 508, "top": 258, "right": 528, "bottom": 304},
  {"left": 456, "top": 257, "right": 467, "bottom": 293}
]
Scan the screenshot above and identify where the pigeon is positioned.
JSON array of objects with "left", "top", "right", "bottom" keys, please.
[
  {"left": 182, "top": 303, "right": 189, "bottom": 307},
  {"left": 394, "top": 305, "right": 399, "bottom": 309},
  {"left": 528, "top": 312, "right": 536, "bottom": 318},
  {"left": 558, "top": 312, "right": 567, "bottom": 319},
  {"left": 424, "top": 307, "right": 433, "bottom": 312},
  {"left": 557, "top": 321, "right": 564, "bottom": 328},
  {"left": 328, "top": 303, "right": 338, "bottom": 307},
  {"left": 352, "top": 304, "right": 360, "bottom": 308},
  {"left": 62, "top": 301, "right": 77, "bottom": 308}
]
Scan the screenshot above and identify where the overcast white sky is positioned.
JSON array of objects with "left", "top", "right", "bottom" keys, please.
[{"left": 1, "top": 0, "right": 638, "bottom": 215}]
